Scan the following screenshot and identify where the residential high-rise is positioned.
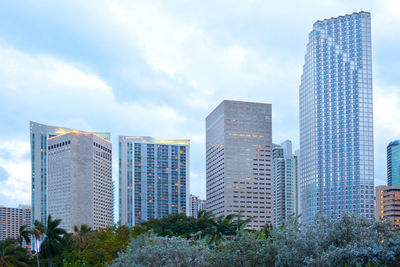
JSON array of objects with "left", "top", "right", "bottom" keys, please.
[
  {"left": 272, "top": 140, "right": 298, "bottom": 227},
  {"left": 189, "top": 194, "right": 206, "bottom": 218},
  {"left": 206, "top": 100, "right": 272, "bottom": 229},
  {"left": 376, "top": 185, "right": 400, "bottom": 228},
  {"left": 0, "top": 205, "right": 31, "bottom": 248},
  {"left": 47, "top": 132, "right": 113, "bottom": 232},
  {"left": 119, "top": 136, "right": 190, "bottom": 226},
  {"left": 30, "top": 121, "right": 110, "bottom": 225},
  {"left": 299, "top": 11, "right": 374, "bottom": 223},
  {"left": 387, "top": 140, "right": 400, "bottom": 186}
]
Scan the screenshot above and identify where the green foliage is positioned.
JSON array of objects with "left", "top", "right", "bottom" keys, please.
[
  {"left": 109, "top": 233, "right": 211, "bottom": 267},
  {"left": 17, "top": 225, "right": 31, "bottom": 247},
  {"left": 0, "top": 238, "right": 30, "bottom": 267}
]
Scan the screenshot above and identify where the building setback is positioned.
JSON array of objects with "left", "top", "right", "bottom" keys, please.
[
  {"left": 299, "top": 12, "right": 374, "bottom": 223},
  {"left": 47, "top": 132, "right": 113, "bottom": 232},
  {"left": 0, "top": 205, "right": 31, "bottom": 248},
  {"left": 30, "top": 121, "right": 110, "bottom": 225},
  {"left": 119, "top": 136, "right": 190, "bottom": 226},
  {"left": 387, "top": 140, "right": 400, "bottom": 186},
  {"left": 206, "top": 100, "right": 272, "bottom": 229},
  {"left": 272, "top": 140, "right": 298, "bottom": 227},
  {"left": 376, "top": 185, "right": 400, "bottom": 228}
]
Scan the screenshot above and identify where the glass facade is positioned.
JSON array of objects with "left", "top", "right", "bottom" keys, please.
[
  {"left": 299, "top": 12, "right": 374, "bottom": 223},
  {"left": 119, "top": 137, "right": 190, "bottom": 226},
  {"left": 387, "top": 140, "right": 400, "bottom": 186}
]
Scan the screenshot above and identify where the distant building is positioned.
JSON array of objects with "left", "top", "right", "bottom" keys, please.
[
  {"left": 299, "top": 11, "right": 374, "bottom": 223},
  {"left": 206, "top": 100, "right": 272, "bottom": 229},
  {"left": 387, "top": 140, "right": 400, "bottom": 186},
  {"left": 119, "top": 136, "right": 190, "bottom": 226},
  {"left": 376, "top": 185, "right": 400, "bottom": 228},
  {"left": 30, "top": 121, "right": 110, "bottom": 225},
  {"left": 0, "top": 205, "right": 31, "bottom": 248},
  {"left": 189, "top": 194, "right": 206, "bottom": 218},
  {"left": 47, "top": 132, "right": 113, "bottom": 232},
  {"left": 272, "top": 140, "right": 298, "bottom": 227}
]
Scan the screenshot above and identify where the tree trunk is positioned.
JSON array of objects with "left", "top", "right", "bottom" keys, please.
[{"left": 48, "top": 258, "right": 52, "bottom": 267}]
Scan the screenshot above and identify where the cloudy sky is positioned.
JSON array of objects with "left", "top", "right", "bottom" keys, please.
[{"left": 0, "top": 0, "right": 399, "bottom": 209}]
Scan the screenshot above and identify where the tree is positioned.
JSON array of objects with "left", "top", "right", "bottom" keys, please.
[
  {"left": 70, "top": 224, "right": 93, "bottom": 254},
  {"left": 0, "top": 239, "right": 30, "bottom": 267},
  {"left": 33, "top": 215, "right": 67, "bottom": 267},
  {"left": 110, "top": 233, "right": 211, "bottom": 267},
  {"left": 17, "top": 225, "right": 31, "bottom": 248}
]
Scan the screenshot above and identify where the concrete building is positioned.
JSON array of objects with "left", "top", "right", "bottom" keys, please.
[
  {"left": 47, "top": 132, "right": 113, "bottom": 232},
  {"left": 30, "top": 121, "right": 110, "bottom": 225},
  {"left": 189, "top": 194, "right": 206, "bottom": 218},
  {"left": 119, "top": 136, "right": 190, "bottom": 226},
  {"left": 272, "top": 140, "right": 298, "bottom": 227},
  {"left": 376, "top": 185, "right": 400, "bottom": 228},
  {"left": 206, "top": 100, "right": 272, "bottom": 229},
  {"left": 387, "top": 140, "right": 400, "bottom": 186},
  {"left": 299, "top": 12, "right": 374, "bottom": 223},
  {"left": 0, "top": 205, "right": 31, "bottom": 248}
]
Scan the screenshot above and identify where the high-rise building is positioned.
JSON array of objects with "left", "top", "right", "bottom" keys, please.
[
  {"left": 47, "top": 132, "right": 113, "bottom": 232},
  {"left": 0, "top": 205, "right": 31, "bottom": 248},
  {"left": 376, "top": 185, "right": 400, "bottom": 228},
  {"left": 272, "top": 140, "right": 298, "bottom": 227},
  {"left": 299, "top": 11, "right": 374, "bottom": 223},
  {"left": 30, "top": 121, "right": 110, "bottom": 225},
  {"left": 119, "top": 136, "right": 190, "bottom": 226},
  {"left": 387, "top": 140, "right": 400, "bottom": 186},
  {"left": 206, "top": 100, "right": 272, "bottom": 229},
  {"left": 189, "top": 194, "right": 206, "bottom": 218}
]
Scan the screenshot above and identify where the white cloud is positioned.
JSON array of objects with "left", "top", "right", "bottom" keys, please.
[{"left": 0, "top": 140, "right": 31, "bottom": 206}]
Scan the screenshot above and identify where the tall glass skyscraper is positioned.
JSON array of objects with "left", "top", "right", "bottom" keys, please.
[
  {"left": 387, "top": 140, "right": 400, "bottom": 186},
  {"left": 299, "top": 12, "right": 374, "bottom": 223},
  {"left": 119, "top": 136, "right": 190, "bottom": 226}
]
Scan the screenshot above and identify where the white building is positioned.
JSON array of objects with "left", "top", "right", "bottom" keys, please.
[
  {"left": 0, "top": 205, "right": 31, "bottom": 248},
  {"left": 189, "top": 194, "right": 206, "bottom": 218},
  {"left": 206, "top": 100, "right": 273, "bottom": 229},
  {"left": 47, "top": 132, "right": 113, "bottom": 232}
]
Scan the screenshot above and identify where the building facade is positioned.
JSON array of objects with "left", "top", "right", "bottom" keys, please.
[
  {"left": 299, "top": 12, "right": 374, "bottom": 223},
  {"left": 189, "top": 194, "right": 206, "bottom": 218},
  {"left": 272, "top": 140, "right": 298, "bottom": 227},
  {"left": 30, "top": 121, "right": 110, "bottom": 225},
  {"left": 387, "top": 140, "right": 400, "bottom": 186},
  {"left": 0, "top": 205, "right": 31, "bottom": 248},
  {"left": 119, "top": 136, "right": 190, "bottom": 226},
  {"left": 47, "top": 132, "right": 113, "bottom": 232},
  {"left": 376, "top": 185, "right": 400, "bottom": 228},
  {"left": 206, "top": 100, "right": 272, "bottom": 229}
]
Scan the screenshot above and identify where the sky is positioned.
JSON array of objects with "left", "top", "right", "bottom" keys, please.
[{"left": 0, "top": 0, "right": 399, "bottom": 209}]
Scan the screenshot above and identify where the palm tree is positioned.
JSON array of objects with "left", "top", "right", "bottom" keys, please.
[
  {"left": 17, "top": 225, "right": 31, "bottom": 247},
  {"left": 70, "top": 224, "right": 92, "bottom": 254},
  {"left": 33, "top": 215, "right": 67, "bottom": 267},
  {"left": 0, "top": 239, "right": 30, "bottom": 267}
]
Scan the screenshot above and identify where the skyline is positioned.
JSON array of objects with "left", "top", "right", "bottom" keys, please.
[{"left": 1, "top": 1, "right": 400, "bottom": 208}]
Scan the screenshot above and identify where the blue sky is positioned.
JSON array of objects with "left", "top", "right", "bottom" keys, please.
[{"left": 0, "top": 0, "right": 399, "bottom": 208}]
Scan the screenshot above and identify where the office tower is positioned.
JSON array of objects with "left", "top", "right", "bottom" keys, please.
[
  {"left": 376, "top": 185, "right": 400, "bottom": 228},
  {"left": 299, "top": 11, "right": 374, "bottom": 223},
  {"left": 206, "top": 100, "right": 272, "bottom": 229},
  {"left": 387, "top": 140, "right": 400, "bottom": 186},
  {"left": 189, "top": 194, "right": 206, "bottom": 218},
  {"left": 272, "top": 140, "right": 298, "bottom": 227},
  {"left": 30, "top": 121, "right": 110, "bottom": 225},
  {"left": 119, "top": 136, "right": 190, "bottom": 226},
  {"left": 47, "top": 132, "right": 113, "bottom": 232},
  {"left": 0, "top": 205, "right": 31, "bottom": 248}
]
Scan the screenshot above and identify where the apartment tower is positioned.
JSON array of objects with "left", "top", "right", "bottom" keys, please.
[{"left": 119, "top": 136, "right": 190, "bottom": 226}]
